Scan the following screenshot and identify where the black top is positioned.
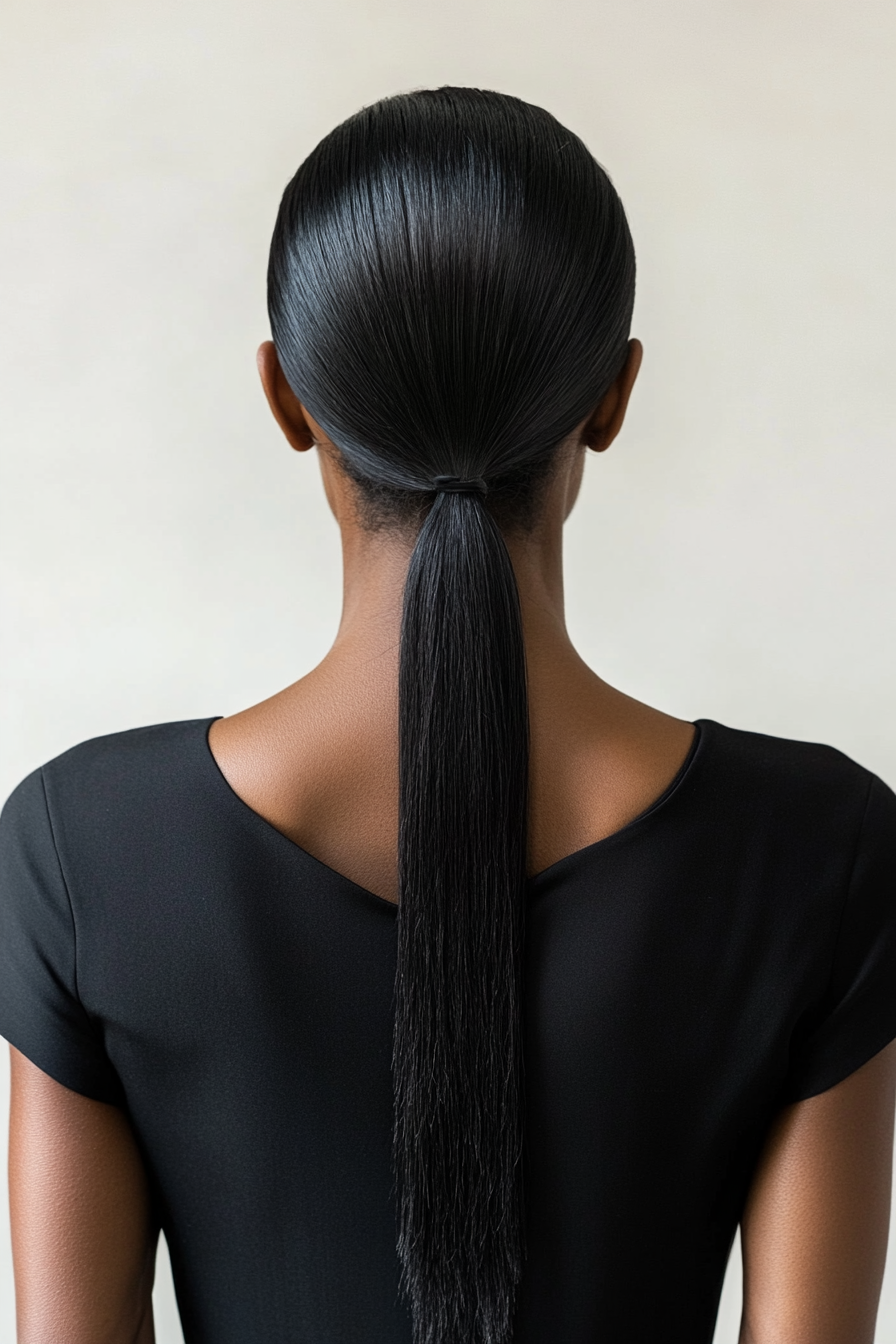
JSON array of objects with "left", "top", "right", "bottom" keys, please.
[{"left": 2, "top": 717, "right": 896, "bottom": 1344}]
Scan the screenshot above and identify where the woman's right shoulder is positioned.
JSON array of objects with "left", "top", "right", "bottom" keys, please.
[{"left": 701, "top": 717, "right": 894, "bottom": 823}]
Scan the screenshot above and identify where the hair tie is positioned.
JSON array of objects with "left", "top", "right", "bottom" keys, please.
[{"left": 432, "top": 475, "right": 489, "bottom": 497}]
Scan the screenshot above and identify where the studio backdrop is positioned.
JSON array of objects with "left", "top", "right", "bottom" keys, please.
[{"left": 1, "top": 1, "right": 895, "bottom": 1339}]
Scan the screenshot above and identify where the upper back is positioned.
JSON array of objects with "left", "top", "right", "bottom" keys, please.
[{"left": 206, "top": 666, "right": 697, "bottom": 903}]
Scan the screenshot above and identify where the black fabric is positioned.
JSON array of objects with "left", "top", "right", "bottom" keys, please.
[{"left": 1, "top": 717, "right": 895, "bottom": 1343}]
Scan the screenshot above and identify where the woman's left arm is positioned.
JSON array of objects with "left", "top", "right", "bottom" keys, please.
[{"left": 739, "top": 1039, "right": 896, "bottom": 1344}]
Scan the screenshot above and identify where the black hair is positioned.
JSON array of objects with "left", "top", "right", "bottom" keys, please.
[{"left": 268, "top": 86, "right": 635, "bottom": 1344}]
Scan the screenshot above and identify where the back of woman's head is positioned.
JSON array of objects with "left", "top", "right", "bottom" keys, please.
[{"left": 268, "top": 87, "right": 635, "bottom": 1344}]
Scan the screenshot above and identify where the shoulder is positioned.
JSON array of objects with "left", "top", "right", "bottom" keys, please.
[
  {"left": 696, "top": 719, "right": 896, "bottom": 878},
  {"left": 700, "top": 717, "right": 889, "bottom": 814},
  {"left": 38, "top": 716, "right": 218, "bottom": 787},
  {"left": 2, "top": 718, "right": 220, "bottom": 856}
]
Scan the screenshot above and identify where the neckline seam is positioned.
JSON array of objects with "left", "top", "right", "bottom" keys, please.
[
  {"left": 527, "top": 718, "right": 706, "bottom": 889},
  {"left": 201, "top": 716, "right": 710, "bottom": 911}
]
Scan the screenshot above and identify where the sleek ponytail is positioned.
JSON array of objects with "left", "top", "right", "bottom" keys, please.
[
  {"left": 396, "top": 487, "right": 528, "bottom": 1342},
  {"left": 268, "top": 86, "right": 636, "bottom": 1344}
]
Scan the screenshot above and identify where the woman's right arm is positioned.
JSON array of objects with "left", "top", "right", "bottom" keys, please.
[
  {"left": 9, "top": 1046, "right": 158, "bottom": 1344},
  {"left": 739, "top": 1038, "right": 896, "bottom": 1344}
]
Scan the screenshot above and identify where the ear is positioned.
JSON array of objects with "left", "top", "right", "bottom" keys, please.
[
  {"left": 581, "top": 339, "right": 643, "bottom": 453},
  {"left": 257, "top": 341, "right": 316, "bottom": 452}
]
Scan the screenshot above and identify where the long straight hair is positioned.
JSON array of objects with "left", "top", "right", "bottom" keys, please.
[{"left": 268, "top": 87, "right": 635, "bottom": 1344}]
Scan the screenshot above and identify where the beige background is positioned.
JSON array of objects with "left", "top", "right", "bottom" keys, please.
[{"left": 1, "top": 0, "right": 895, "bottom": 1338}]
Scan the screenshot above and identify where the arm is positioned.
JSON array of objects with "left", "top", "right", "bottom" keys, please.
[
  {"left": 9, "top": 1046, "right": 158, "bottom": 1344},
  {"left": 740, "top": 1039, "right": 896, "bottom": 1344}
]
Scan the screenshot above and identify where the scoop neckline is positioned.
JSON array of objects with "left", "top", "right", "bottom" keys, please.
[{"left": 201, "top": 716, "right": 709, "bottom": 911}]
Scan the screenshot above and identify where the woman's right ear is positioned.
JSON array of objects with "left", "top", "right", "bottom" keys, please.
[{"left": 257, "top": 341, "right": 316, "bottom": 452}]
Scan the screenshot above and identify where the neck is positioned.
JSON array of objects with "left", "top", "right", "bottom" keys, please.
[
  {"left": 208, "top": 455, "right": 694, "bottom": 903},
  {"left": 323, "top": 506, "right": 586, "bottom": 698}
]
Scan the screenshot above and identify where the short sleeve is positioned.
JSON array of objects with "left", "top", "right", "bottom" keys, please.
[
  {"left": 0, "top": 768, "right": 124, "bottom": 1105},
  {"left": 785, "top": 773, "right": 896, "bottom": 1102}
]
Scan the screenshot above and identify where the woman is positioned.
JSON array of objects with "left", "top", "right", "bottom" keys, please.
[{"left": 2, "top": 87, "right": 896, "bottom": 1344}]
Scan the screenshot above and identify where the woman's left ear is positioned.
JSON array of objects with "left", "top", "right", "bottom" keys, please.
[
  {"left": 257, "top": 341, "right": 317, "bottom": 452},
  {"left": 582, "top": 339, "right": 643, "bottom": 452}
]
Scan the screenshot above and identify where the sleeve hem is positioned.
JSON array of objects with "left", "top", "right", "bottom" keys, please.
[
  {"left": 782, "top": 1016, "right": 896, "bottom": 1104},
  {"left": 2, "top": 1024, "right": 126, "bottom": 1108}
]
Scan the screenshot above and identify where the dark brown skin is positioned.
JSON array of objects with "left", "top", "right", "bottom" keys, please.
[
  {"left": 10, "top": 1048, "right": 157, "bottom": 1344},
  {"left": 9, "top": 338, "right": 896, "bottom": 1342}
]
